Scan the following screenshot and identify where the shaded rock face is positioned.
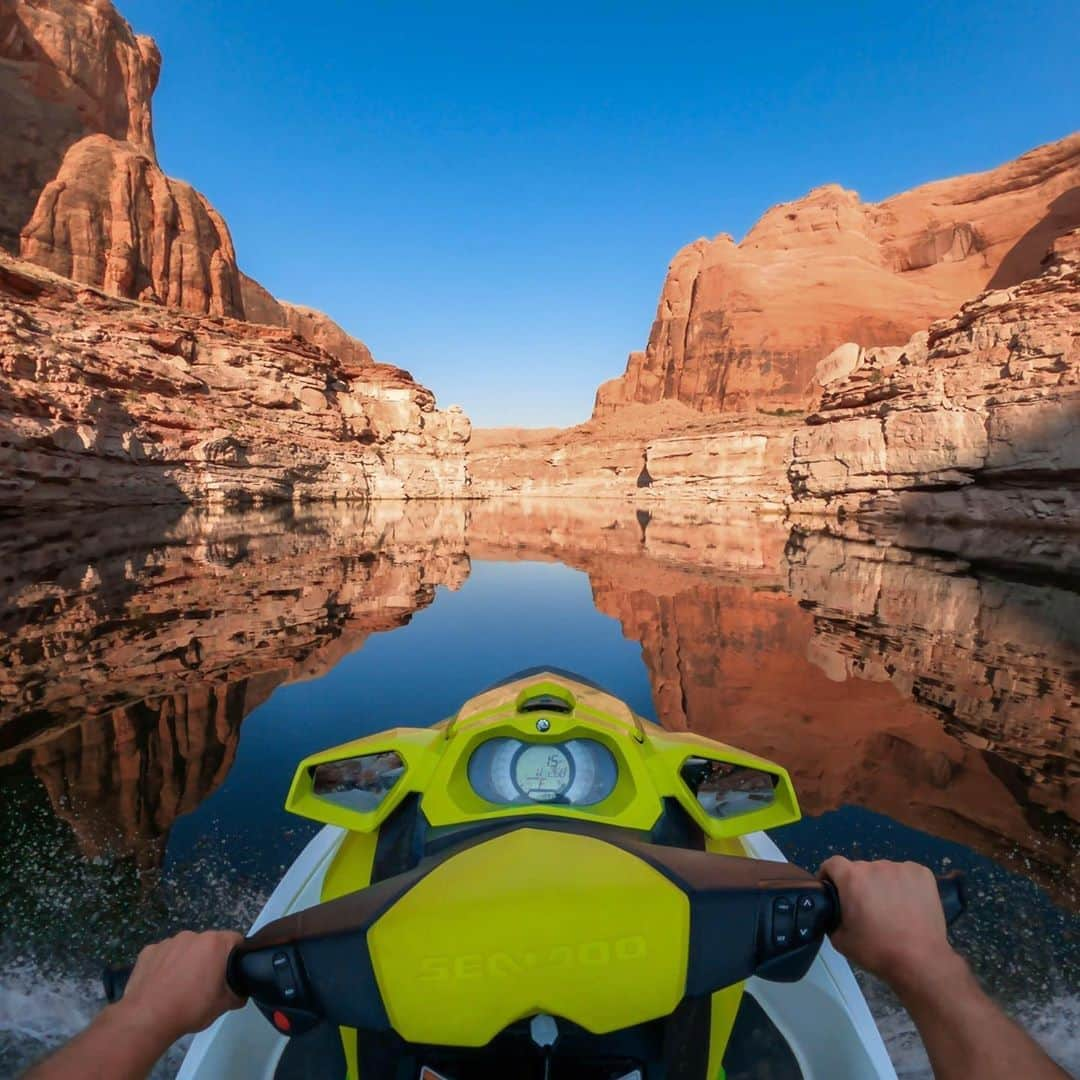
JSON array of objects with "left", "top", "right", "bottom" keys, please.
[
  {"left": 595, "top": 135, "right": 1080, "bottom": 416},
  {"left": 0, "top": 0, "right": 160, "bottom": 253},
  {"left": 790, "top": 229, "right": 1080, "bottom": 525},
  {"left": 0, "top": 503, "right": 470, "bottom": 863},
  {"left": 21, "top": 135, "right": 245, "bottom": 317},
  {"left": 0, "top": 254, "right": 471, "bottom": 507},
  {"left": 465, "top": 501, "right": 1078, "bottom": 901}
]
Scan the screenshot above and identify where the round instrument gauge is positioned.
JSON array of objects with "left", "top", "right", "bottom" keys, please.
[
  {"left": 512, "top": 744, "right": 574, "bottom": 801},
  {"left": 467, "top": 736, "right": 618, "bottom": 807}
]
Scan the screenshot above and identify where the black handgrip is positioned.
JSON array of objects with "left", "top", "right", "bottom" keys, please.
[
  {"left": 937, "top": 869, "right": 967, "bottom": 925},
  {"left": 102, "top": 964, "right": 133, "bottom": 1003},
  {"left": 823, "top": 870, "right": 967, "bottom": 933}
]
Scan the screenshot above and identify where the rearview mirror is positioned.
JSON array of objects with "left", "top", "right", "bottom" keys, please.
[
  {"left": 311, "top": 751, "right": 405, "bottom": 811},
  {"left": 681, "top": 757, "right": 777, "bottom": 820}
]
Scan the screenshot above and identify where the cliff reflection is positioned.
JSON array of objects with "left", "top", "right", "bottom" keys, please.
[
  {"left": 0, "top": 502, "right": 469, "bottom": 868},
  {"left": 0, "top": 499, "right": 1075, "bottom": 904},
  {"left": 467, "top": 501, "right": 1078, "bottom": 903}
]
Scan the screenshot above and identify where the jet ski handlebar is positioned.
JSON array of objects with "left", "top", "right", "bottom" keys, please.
[{"left": 102, "top": 841, "right": 967, "bottom": 1043}]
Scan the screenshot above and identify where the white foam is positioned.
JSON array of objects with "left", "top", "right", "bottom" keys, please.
[
  {"left": 0, "top": 963, "right": 190, "bottom": 1077},
  {"left": 872, "top": 993, "right": 1080, "bottom": 1078}
]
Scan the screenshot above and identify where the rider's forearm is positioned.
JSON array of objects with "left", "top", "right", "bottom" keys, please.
[
  {"left": 893, "top": 951, "right": 1068, "bottom": 1080},
  {"left": 23, "top": 1002, "right": 171, "bottom": 1080}
]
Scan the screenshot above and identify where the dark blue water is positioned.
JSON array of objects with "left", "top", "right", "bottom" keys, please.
[{"left": 0, "top": 506, "right": 1076, "bottom": 1076}]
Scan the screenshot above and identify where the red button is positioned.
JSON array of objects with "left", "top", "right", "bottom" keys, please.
[{"left": 272, "top": 1010, "right": 292, "bottom": 1033}]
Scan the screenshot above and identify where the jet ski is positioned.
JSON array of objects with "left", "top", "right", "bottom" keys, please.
[{"left": 107, "top": 667, "right": 965, "bottom": 1078}]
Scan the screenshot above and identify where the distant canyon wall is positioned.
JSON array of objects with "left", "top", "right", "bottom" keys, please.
[
  {"left": 594, "top": 134, "right": 1080, "bottom": 416},
  {"left": 472, "top": 228, "right": 1080, "bottom": 528}
]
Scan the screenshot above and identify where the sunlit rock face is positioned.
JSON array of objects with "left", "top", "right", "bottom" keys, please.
[
  {"left": 790, "top": 229, "right": 1080, "bottom": 525},
  {"left": 594, "top": 135, "right": 1080, "bottom": 416},
  {"left": 20, "top": 134, "right": 247, "bottom": 318},
  {"left": 2, "top": 0, "right": 382, "bottom": 369},
  {"left": 0, "top": 503, "right": 470, "bottom": 863},
  {"left": 469, "top": 409, "right": 798, "bottom": 510},
  {"left": 467, "top": 501, "right": 1078, "bottom": 902},
  {"left": 0, "top": 255, "right": 471, "bottom": 507},
  {"left": 0, "top": 0, "right": 160, "bottom": 254}
]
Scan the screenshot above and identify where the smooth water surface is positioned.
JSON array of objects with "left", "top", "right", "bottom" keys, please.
[{"left": 0, "top": 500, "right": 1076, "bottom": 1076}]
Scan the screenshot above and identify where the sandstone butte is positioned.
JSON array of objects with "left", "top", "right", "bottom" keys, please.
[
  {"left": 0, "top": 0, "right": 368, "bottom": 357},
  {"left": 594, "top": 134, "right": 1080, "bottom": 416}
]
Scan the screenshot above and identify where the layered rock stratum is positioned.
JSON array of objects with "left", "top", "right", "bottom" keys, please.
[
  {"left": 594, "top": 134, "right": 1080, "bottom": 416},
  {"left": 0, "top": 253, "right": 470, "bottom": 507}
]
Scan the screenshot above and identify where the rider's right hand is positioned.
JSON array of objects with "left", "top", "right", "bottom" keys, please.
[
  {"left": 818, "top": 857, "right": 965, "bottom": 993},
  {"left": 111, "top": 930, "right": 247, "bottom": 1045}
]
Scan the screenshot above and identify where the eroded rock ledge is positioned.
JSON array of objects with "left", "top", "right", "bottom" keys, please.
[
  {"left": 0, "top": 254, "right": 471, "bottom": 508},
  {"left": 790, "top": 230, "right": 1080, "bottom": 527}
]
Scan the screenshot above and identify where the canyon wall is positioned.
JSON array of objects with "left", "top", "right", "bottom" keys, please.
[
  {"left": 472, "top": 227, "right": 1079, "bottom": 528},
  {"left": 0, "top": 254, "right": 470, "bottom": 507},
  {"left": 2, "top": 0, "right": 387, "bottom": 371},
  {"left": 0, "top": 503, "right": 469, "bottom": 864},
  {"left": 594, "top": 134, "right": 1080, "bottom": 416},
  {"left": 469, "top": 407, "right": 797, "bottom": 511},
  {"left": 790, "top": 228, "right": 1080, "bottom": 525}
]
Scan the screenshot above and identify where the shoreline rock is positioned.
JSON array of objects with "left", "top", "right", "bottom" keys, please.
[{"left": 0, "top": 253, "right": 472, "bottom": 508}]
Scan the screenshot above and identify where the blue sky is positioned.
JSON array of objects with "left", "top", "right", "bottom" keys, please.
[{"left": 121, "top": 1, "right": 1079, "bottom": 427}]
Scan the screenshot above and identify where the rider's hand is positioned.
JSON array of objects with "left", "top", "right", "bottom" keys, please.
[
  {"left": 111, "top": 930, "right": 246, "bottom": 1044},
  {"left": 818, "top": 857, "right": 963, "bottom": 993}
]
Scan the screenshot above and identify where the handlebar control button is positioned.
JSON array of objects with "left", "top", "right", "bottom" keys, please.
[
  {"left": 272, "top": 951, "right": 300, "bottom": 1002},
  {"left": 772, "top": 896, "right": 795, "bottom": 948},
  {"left": 796, "top": 894, "right": 817, "bottom": 941}
]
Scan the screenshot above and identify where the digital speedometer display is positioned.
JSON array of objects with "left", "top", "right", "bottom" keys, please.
[
  {"left": 468, "top": 737, "right": 617, "bottom": 807},
  {"left": 512, "top": 745, "right": 573, "bottom": 801}
]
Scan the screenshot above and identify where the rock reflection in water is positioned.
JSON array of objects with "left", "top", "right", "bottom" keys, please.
[
  {"left": 0, "top": 502, "right": 469, "bottom": 868},
  {"left": 466, "top": 500, "right": 1078, "bottom": 905},
  {"left": 0, "top": 498, "right": 1075, "bottom": 908}
]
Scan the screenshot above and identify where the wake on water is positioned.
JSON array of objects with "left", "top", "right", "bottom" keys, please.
[{"left": 3, "top": 965, "right": 1077, "bottom": 1077}]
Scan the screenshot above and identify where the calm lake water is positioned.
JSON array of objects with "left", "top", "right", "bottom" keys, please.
[{"left": 0, "top": 500, "right": 1076, "bottom": 1076}]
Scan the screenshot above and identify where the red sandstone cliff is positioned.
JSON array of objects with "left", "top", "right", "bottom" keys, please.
[
  {"left": 2, "top": 0, "right": 381, "bottom": 371},
  {"left": 594, "top": 135, "right": 1080, "bottom": 416},
  {"left": 0, "top": 0, "right": 159, "bottom": 252}
]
